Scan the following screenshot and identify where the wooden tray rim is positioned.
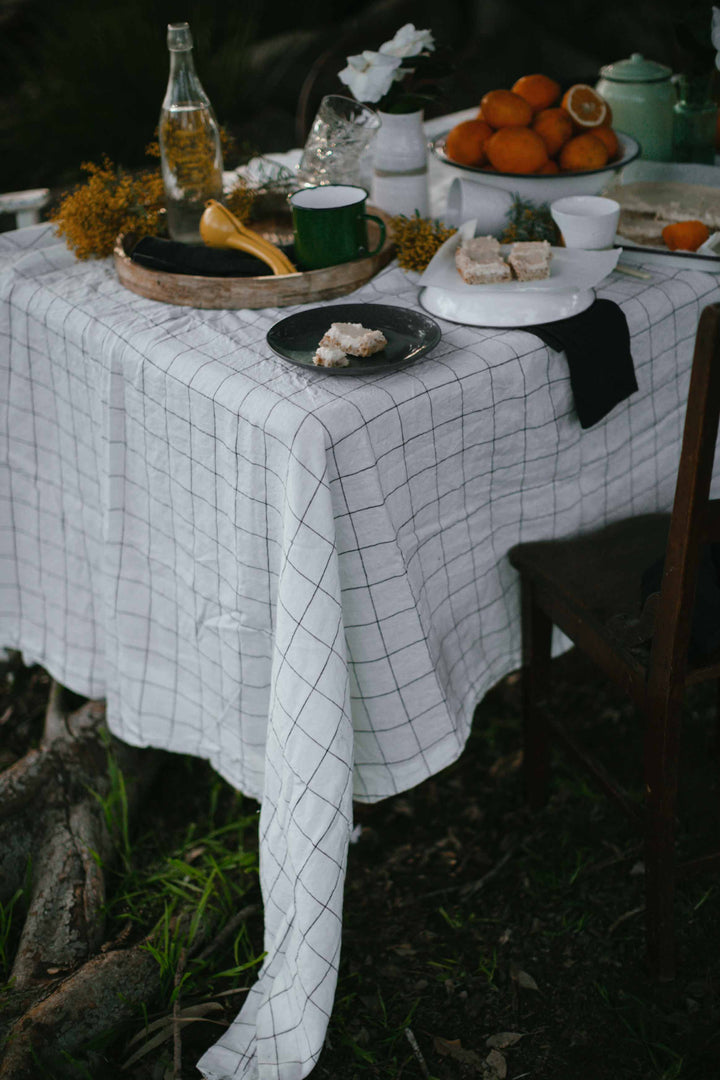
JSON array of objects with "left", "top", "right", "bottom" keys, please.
[{"left": 112, "top": 206, "right": 395, "bottom": 309}]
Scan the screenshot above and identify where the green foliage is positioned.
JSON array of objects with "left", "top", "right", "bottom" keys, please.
[
  {"left": 88, "top": 730, "right": 132, "bottom": 868},
  {"left": 0, "top": 888, "right": 25, "bottom": 981},
  {"left": 500, "top": 195, "right": 560, "bottom": 244}
]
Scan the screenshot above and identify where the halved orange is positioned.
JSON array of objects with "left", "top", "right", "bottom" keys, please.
[
  {"left": 561, "top": 84, "right": 611, "bottom": 129},
  {"left": 662, "top": 220, "right": 710, "bottom": 252}
]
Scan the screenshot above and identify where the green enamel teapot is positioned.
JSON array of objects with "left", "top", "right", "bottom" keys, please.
[{"left": 596, "top": 53, "right": 675, "bottom": 161}]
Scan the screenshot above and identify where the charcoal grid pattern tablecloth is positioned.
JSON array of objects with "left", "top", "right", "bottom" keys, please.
[{"left": 1, "top": 224, "right": 719, "bottom": 1080}]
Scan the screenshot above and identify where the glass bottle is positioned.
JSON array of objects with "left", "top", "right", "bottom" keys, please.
[
  {"left": 159, "top": 22, "right": 223, "bottom": 243},
  {"left": 672, "top": 73, "right": 717, "bottom": 165}
]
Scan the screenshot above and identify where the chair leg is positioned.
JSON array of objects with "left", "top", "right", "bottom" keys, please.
[
  {"left": 643, "top": 695, "right": 683, "bottom": 981},
  {"left": 519, "top": 577, "right": 554, "bottom": 809}
]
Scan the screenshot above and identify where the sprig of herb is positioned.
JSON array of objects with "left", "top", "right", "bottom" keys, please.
[
  {"left": 500, "top": 195, "right": 559, "bottom": 244},
  {"left": 51, "top": 158, "right": 165, "bottom": 260},
  {"left": 391, "top": 211, "right": 457, "bottom": 271}
]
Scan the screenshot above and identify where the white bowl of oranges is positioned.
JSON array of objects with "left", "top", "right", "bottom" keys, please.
[{"left": 432, "top": 75, "right": 640, "bottom": 204}]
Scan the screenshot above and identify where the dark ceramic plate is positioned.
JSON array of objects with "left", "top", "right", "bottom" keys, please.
[{"left": 266, "top": 303, "right": 442, "bottom": 376}]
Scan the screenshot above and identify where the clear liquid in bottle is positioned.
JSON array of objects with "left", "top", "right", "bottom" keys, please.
[
  {"left": 159, "top": 23, "right": 223, "bottom": 244},
  {"left": 160, "top": 102, "right": 223, "bottom": 242}
]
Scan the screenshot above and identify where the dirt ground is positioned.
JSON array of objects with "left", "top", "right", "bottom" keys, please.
[{"left": 1, "top": 649, "right": 719, "bottom": 1080}]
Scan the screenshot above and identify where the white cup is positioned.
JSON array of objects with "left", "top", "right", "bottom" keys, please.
[
  {"left": 550, "top": 195, "right": 620, "bottom": 250},
  {"left": 446, "top": 178, "right": 514, "bottom": 234}
]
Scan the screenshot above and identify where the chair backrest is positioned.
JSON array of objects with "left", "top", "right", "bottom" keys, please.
[
  {"left": 0, "top": 189, "right": 49, "bottom": 230},
  {"left": 648, "top": 302, "right": 720, "bottom": 693}
]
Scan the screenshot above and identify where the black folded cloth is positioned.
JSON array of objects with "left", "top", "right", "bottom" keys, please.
[
  {"left": 130, "top": 235, "right": 297, "bottom": 278},
  {"left": 641, "top": 543, "right": 720, "bottom": 660},
  {"left": 528, "top": 298, "right": 638, "bottom": 429}
]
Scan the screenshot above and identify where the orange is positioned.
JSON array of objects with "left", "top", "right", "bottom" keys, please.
[
  {"left": 512, "top": 73, "right": 561, "bottom": 114},
  {"left": 593, "top": 125, "right": 619, "bottom": 160},
  {"left": 445, "top": 119, "right": 494, "bottom": 166},
  {"left": 559, "top": 132, "right": 609, "bottom": 172},
  {"left": 480, "top": 89, "right": 533, "bottom": 129},
  {"left": 486, "top": 126, "right": 549, "bottom": 174},
  {"left": 561, "top": 84, "right": 611, "bottom": 129},
  {"left": 532, "top": 107, "right": 574, "bottom": 157},
  {"left": 662, "top": 220, "right": 710, "bottom": 252},
  {"left": 538, "top": 160, "right": 560, "bottom": 174}
]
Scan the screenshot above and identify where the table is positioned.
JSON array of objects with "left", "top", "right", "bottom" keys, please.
[{"left": 2, "top": 170, "right": 720, "bottom": 1080}]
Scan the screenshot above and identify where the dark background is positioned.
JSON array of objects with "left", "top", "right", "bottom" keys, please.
[{"left": 0, "top": 0, "right": 715, "bottom": 193}]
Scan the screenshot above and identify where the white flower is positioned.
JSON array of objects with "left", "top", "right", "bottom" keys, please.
[
  {"left": 713, "top": 7, "right": 720, "bottom": 69},
  {"left": 379, "top": 24, "right": 435, "bottom": 59},
  {"left": 338, "top": 50, "right": 402, "bottom": 103}
]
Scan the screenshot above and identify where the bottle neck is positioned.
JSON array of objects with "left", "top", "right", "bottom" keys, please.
[{"left": 164, "top": 47, "right": 209, "bottom": 108}]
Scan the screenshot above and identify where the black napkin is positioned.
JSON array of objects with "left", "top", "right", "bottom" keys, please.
[
  {"left": 528, "top": 298, "right": 638, "bottom": 428},
  {"left": 130, "top": 235, "right": 296, "bottom": 278},
  {"left": 641, "top": 543, "right": 720, "bottom": 659}
]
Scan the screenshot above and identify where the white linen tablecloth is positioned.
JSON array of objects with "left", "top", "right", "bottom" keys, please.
[{"left": 1, "top": 218, "right": 719, "bottom": 1080}]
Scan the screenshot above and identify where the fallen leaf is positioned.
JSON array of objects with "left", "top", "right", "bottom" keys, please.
[
  {"left": 123, "top": 1003, "right": 225, "bottom": 1067},
  {"left": 184, "top": 845, "right": 206, "bottom": 863},
  {"left": 516, "top": 970, "right": 539, "bottom": 991},
  {"left": 391, "top": 943, "right": 416, "bottom": 956},
  {"left": 608, "top": 905, "right": 644, "bottom": 935},
  {"left": 433, "top": 1036, "right": 462, "bottom": 1056},
  {"left": 486, "top": 1032, "right": 525, "bottom": 1049},
  {"left": 433, "top": 1036, "right": 485, "bottom": 1068},
  {"left": 488, "top": 749, "right": 523, "bottom": 779},
  {"left": 485, "top": 1048, "right": 508, "bottom": 1078}
]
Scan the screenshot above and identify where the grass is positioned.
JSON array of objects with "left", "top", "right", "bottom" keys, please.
[
  {"left": 0, "top": 889, "right": 25, "bottom": 981},
  {"left": 2, "top": 652, "right": 720, "bottom": 1078}
]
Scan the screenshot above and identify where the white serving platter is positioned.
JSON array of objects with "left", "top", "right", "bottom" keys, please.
[{"left": 417, "top": 219, "right": 620, "bottom": 327}]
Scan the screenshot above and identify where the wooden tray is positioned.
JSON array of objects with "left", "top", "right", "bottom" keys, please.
[{"left": 113, "top": 208, "right": 395, "bottom": 309}]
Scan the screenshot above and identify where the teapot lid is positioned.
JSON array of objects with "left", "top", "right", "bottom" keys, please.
[{"left": 599, "top": 52, "right": 672, "bottom": 83}]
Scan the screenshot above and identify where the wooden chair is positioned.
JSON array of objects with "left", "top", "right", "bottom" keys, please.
[
  {"left": 508, "top": 302, "right": 720, "bottom": 980},
  {"left": 0, "top": 188, "right": 49, "bottom": 229}
]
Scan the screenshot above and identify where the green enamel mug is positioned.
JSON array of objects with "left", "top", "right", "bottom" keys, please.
[{"left": 290, "top": 185, "right": 386, "bottom": 270}]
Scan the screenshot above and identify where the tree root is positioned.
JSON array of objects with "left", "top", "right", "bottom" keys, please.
[
  {"left": 0, "top": 941, "right": 161, "bottom": 1079},
  {"left": 0, "top": 680, "right": 165, "bottom": 1075}
]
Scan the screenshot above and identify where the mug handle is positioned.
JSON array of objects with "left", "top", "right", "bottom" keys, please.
[{"left": 361, "top": 214, "right": 386, "bottom": 256}]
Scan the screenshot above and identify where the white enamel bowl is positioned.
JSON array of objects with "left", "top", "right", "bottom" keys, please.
[{"left": 431, "top": 131, "right": 640, "bottom": 204}]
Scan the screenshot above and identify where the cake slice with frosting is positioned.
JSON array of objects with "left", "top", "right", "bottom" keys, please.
[
  {"left": 507, "top": 240, "right": 552, "bottom": 282},
  {"left": 319, "top": 322, "right": 387, "bottom": 357},
  {"left": 455, "top": 236, "right": 512, "bottom": 284},
  {"left": 313, "top": 344, "right": 350, "bottom": 367}
]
